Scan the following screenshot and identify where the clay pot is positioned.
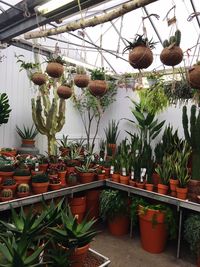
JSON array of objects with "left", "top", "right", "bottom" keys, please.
[
  {"left": 58, "top": 171, "right": 67, "bottom": 187},
  {"left": 39, "top": 164, "right": 48, "bottom": 173},
  {"left": 108, "top": 216, "right": 130, "bottom": 236},
  {"left": 111, "top": 173, "right": 120, "bottom": 183},
  {"left": 188, "top": 65, "right": 200, "bottom": 89},
  {"left": 129, "top": 45, "right": 153, "bottom": 69},
  {"left": 176, "top": 187, "right": 188, "bottom": 200},
  {"left": 157, "top": 184, "right": 169, "bottom": 195},
  {"left": 88, "top": 80, "right": 107, "bottom": 97},
  {"left": 69, "top": 196, "right": 86, "bottom": 223},
  {"left": 49, "top": 183, "right": 62, "bottom": 191},
  {"left": 160, "top": 46, "right": 183, "bottom": 66},
  {"left": 136, "top": 182, "right": 145, "bottom": 189},
  {"left": 31, "top": 182, "right": 49, "bottom": 194},
  {"left": 31, "top": 171, "right": 44, "bottom": 176},
  {"left": 86, "top": 190, "right": 100, "bottom": 219},
  {"left": 188, "top": 179, "right": 200, "bottom": 202},
  {"left": 129, "top": 180, "right": 136, "bottom": 187},
  {"left": 2, "top": 184, "right": 17, "bottom": 193},
  {"left": 107, "top": 143, "right": 117, "bottom": 156},
  {"left": 74, "top": 74, "right": 89, "bottom": 88},
  {"left": 97, "top": 173, "right": 106, "bottom": 180},
  {"left": 79, "top": 172, "right": 95, "bottom": 184},
  {"left": 1, "top": 196, "right": 13, "bottom": 202},
  {"left": 120, "top": 175, "right": 129, "bottom": 185},
  {"left": 139, "top": 205, "right": 167, "bottom": 253},
  {"left": 0, "top": 150, "right": 17, "bottom": 157},
  {"left": 102, "top": 167, "right": 110, "bottom": 179},
  {"left": 145, "top": 183, "right": 154, "bottom": 192},
  {"left": 22, "top": 139, "right": 35, "bottom": 147},
  {"left": 152, "top": 172, "right": 161, "bottom": 188},
  {"left": 169, "top": 179, "right": 179, "bottom": 197},
  {"left": 13, "top": 175, "right": 31, "bottom": 185},
  {"left": 17, "top": 192, "right": 29, "bottom": 198},
  {"left": 70, "top": 243, "right": 90, "bottom": 267},
  {"left": 46, "top": 62, "right": 64, "bottom": 78},
  {"left": 0, "top": 171, "right": 14, "bottom": 182},
  {"left": 57, "top": 85, "right": 72, "bottom": 99},
  {"left": 31, "top": 72, "right": 47, "bottom": 86}
]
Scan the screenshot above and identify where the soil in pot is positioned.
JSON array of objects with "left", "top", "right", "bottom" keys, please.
[
  {"left": 170, "top": 179, "right": 179, "bottom": 197},
  {"left": 108, "top": 216, "right": 130, "bottom": 236},
  {"left": 31, "top": 182, "right": 49, "bottom": 194}
]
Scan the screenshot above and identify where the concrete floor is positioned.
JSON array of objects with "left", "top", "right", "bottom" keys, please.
[{"left": 91, "top": 230, "right": 196, "bottom": 267}]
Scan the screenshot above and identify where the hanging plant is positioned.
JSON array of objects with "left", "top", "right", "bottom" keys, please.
[
  {"left": 57, "top": 79, "right": 73, "bottom": 99},
  {"left": 74, "top": 66, "right": 89, "bottom": 88},
  {"left": 123, "top": 34, "right": 157, "bottom": 69},
  {"left": 160, "top": 30, "right": 183, "bottom": 66},
  {"left": 46, "top": 55, "right": 66, "bottom": 78},
  {"left": 88, "top": 68, "right": 107, "bottom": 97},
  {"left": 188, "top": 61, "right": 200, "bottom": 89},
  {"left": 31, "top": 72, "right": 47, "bottom": 86}
]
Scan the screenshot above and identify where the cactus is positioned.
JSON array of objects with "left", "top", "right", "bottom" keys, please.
[
  {"left": 3, "top": 178, "right": 16, "bottom": 186},
  {"left": 163, "top": 40, "right": 169, "bottom": 48},
  {"left": 169, "top": 36, "right": 176, "bottom": 45},
  {"left": 1, "top": 188, "right": 13, "bottom": 198},
  {"left": 175, "top": 29, "right": 181, "bottom": 46},
  {"left": 182, "top": 105, "right": 200, "bottom": 180},
  {"left": 76, "top": 66, "right": 86, "bottom": 74},
  {"left": 17, "top": 183, "right": 30, "bottom": 193}
]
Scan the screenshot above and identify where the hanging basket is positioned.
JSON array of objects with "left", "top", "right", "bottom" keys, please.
[
  {"left": 188, "top": 65, "right": 200, "bottom": 89},
  {"left": 88, "top": 80, "right": 107, "bottom": 97},
  {"left": 129, "top": 45, "right": 153, "bottom": 69},
  {"left": 31, "top": 72, "right": 47, "bottom": 86},
  {"left": 57, "top": 85, "right": 72, "bottom": 99},
  {"left": 160, "top": 46, "right": 183, "bottom": 66},
  {"left": 46, "top": 62, "right": 64, "bottom": 78},
  {"left": 74, "top": 74, "right": 89, "bottom": 88}
]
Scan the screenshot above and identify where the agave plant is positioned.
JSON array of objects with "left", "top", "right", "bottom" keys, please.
[
  {"left": 123, "top": 34, "right": 157, "bottom": 53},
  {"left": 0, "top": 93, "right": 11, "bottom": 127},
  {"left": 104, "top": 120, "right": 120, "bottom": 144},
  {"left": 16, "top": 124, "right": 38, "bottom": 140}
]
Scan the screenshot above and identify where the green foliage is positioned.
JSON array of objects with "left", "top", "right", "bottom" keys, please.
[
  {"left": 16, "top": 124, "right": 38, "bottom": 139},
  {"left": 32, "top": 174, "right": 49, "bottom": 183},
  {"left": 99, "top": 189, "right": 129, "bottom": 221},
  {"left": 104, "top": 120, "right": 120, "bottom": 144},
  {"left": 155, "top": 155, "right": 172, "bottom": 185},
  {"left": 58, "top": 134, "right": 70, "bottom": 148},
  {"left": 123, "top": 34, "right": 157, "bottom": 53},
  {"left": 16, "top": 55, "right": 39, "bottom": 71},
  {"left": 75, "top": 156, "right": 96, "bottom": 173},
  {"left": 0, "top": 93, "right": 11, "bottom": 126},
  {"left": 45, "top": 247, "right": 71, "bottom": 267},
  {"left": 90, "top": 68, "right": 106, "bottom": 80},
  {"left": 46, "top": 55, "right": 67, "bottom": 65},
  {"left": 184, "top": 214, "right": 200, "bottom": 256},
  {"left": 162, "top": 30, "right": 181, "bottom": 47},
  {"left": 14, "top": 169, "right": 30, "bottom": 176}
]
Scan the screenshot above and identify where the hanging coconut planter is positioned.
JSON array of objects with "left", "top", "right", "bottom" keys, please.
[
  {"left": 46, "top": 56, "right": 66, "bottom": 78},
  {"left": 88, "top": 68, "right": 107, "bottom": 97},
  {"left": 57, "top": 85, "right": 72, "bottom": 99},
  {"left": 74, "top": 66, "right": 89, "bottom": 88},
  {"left": 31, "top": 72, "right": 47, "bottom": 86},
  {"left": 160, "top": 30, "right": 183, "bottom": 67},
  {"left": 188, "top": 64, "right": 200, "bottom": 89},
  {"left": 123, "top": 34, "right": 156, "bottom": 69}
]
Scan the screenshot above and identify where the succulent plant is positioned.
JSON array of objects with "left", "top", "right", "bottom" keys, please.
[
  {"left": 1, "top": 188, "right": 13, "bottom": 198},
  {"left": 16, "top": 124, "right": 38, "bottom": 140},
  {"left": 17, "top": 183, "right": 30, "bottom": 193},
  {"left": 46, "top": 55, "right": 67, "bottom": 65},
  {"left": 162, "top": 30, "right": 181, "bottom": 48},
  {"left": 76, "top": 65, "right": 87, "bottom": 74},
  {"left": 32, "top": 174, "right": 49, "bottom": 183},
  {"left": 123, "top": 34, "right": 157, "bottom": 53},
  {"left": 3, "top": 178, "right": 16, "bottom": 186},
  {"left": 0, "top": 93, "right": 11, "bottom": 127},
  {"left": 0, "top": 165, "right": 15, "bottom": 172},
  {"left": 14, "top": 168, "right": 30, "bottom": 176}
]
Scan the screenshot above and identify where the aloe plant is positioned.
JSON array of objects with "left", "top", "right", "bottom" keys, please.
[
  {"left": 104, "top": 120, "right": 120, "bottom": 144},
  {"left": 0, "top": 93, "right": 11, "bottom": 126},
  {"left": 16, "top": 124, "right": 38, "bottom": 140}
]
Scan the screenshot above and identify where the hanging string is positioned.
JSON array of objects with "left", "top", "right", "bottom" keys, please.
[
  {"left": 163, "top": 5, "right": 176, "bottom": 26},
  {"left": 22, "top": 0, "right": 30, "bottom": 17}
]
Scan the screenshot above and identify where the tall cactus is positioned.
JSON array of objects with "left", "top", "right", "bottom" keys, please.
[
  {"left": 182, "top": 105, "right": 200, "bottom": 180},
  {"left": 32, "top": 84, "right": 66, "bottom": 155}
]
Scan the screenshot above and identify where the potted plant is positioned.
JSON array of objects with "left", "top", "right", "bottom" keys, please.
[
  {"left": 123, "top": 34, "right": 156, "bottom": 69},
  {"left": 38, "top": 155, "right": 49, "bottom": 172},
  {"left": 58, "top": 134, "right": 71, "bottom": 156},
  {"left": 49, "top": 176, "right": 62, "bottom": 191},
  {"left": 74, "top": 65, "right": 89, "bottom": 88},
  {"left": 188, "top": 61, "right": 200, "bottom": 89},
  {"left": 2, "top": 178, "right": 17, "bottom": 193},
  {"left": 104, "top": 120, "right": 120, "bottom": 157},
  {"left": 97, "top": 169, "right": 106, "bottom": 180},
  {"left": 13, "top": 168, "right": 31, "bottom": 185},
  {"left": 88, "top": 68, "right": 107, "bottom": 97},
  {"left": 57, "top": 80, "right": 73, "bottom": 100},
  {"left": 31, "top": 173, "right": 49, "bottom": 194},
  {"left": 184, "top": 213, "right": 200, "bottom": 267},
  {"left": 146, "top": 71, "right": 162, "bottom": 87},
  {"left": 46, "top": 55, "right": 66, "bottom": 78},
  {"left": 67, "top": 172, "right": 78, "bottom": 186},
  {"left": 57, "top": 161, "right": 67, "bottom": 187},
  {"left": 16, "top": 124, "right": 38, "bottom": 147},
  {"left": 0, "top": 164, "right": 15, "bottom": 181},
  {"left": 118, "top": 72, "right": 137, "bottom": 89},
  {"left": 0, "top": 147, "right": 17, "bottom": 157},
  {"left": 75, "top": 156, "right": 96, "bottom": 184},
  {"left": 17, "top": 183, "right": 30, "bottom": 198},
  {"left": 155, "top": 155, "right": 171, "bottom": 195},
  {"left": 160, "top": 30, "right": 183, "bottom": 66},
  {"left": 99, "top": 139, "right": 106, "bottom": 160},
  {"left": 65, "top": 144, "right": 83, "bottom": 173},
  {"left": 68, "top": 194, "right": 86, "bottom": 223},
  {"left": 100, "top": 189, "right": 130, "bottom": 236},
  {"left": 0, "top": 188, "right": 13, "bottom": 201},
  {"left": 0, "top": 92, "right": 11, "bottom": 127}
]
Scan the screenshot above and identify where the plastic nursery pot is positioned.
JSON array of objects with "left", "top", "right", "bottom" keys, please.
[
  {"left": 86, "top": 190, "right": 100, "bottom": 220},
  {"left": 79, "top": 172, "right": 95, "bottom": 184},
  {"left": 58, "top": 171, "right": 67, "bottom": 186},
  {"left": 68, "top": 196, "right": 86, "bottom": 223},
  {"left": 138, "top": 205, "right": 167, "bottom": 254},
  {"left": 31, "top": 182, "right": 49, "bottom": 194},
  {"left": 111, "top": 173, "right": 120, "bottom": 183},
  {"left": 108, "top": 216, "right": 130, "bottom": 236},
  {"left": 145, "top": 183, "right": 154, "bottom": 192},
  {"left": 176, "top": 187, "right": 188, "bottom": 200},
  {"left": 49, "top": 183, "right": 62, "bottom": 191},
  {"left": 70, "top": 243, "right": 90, "bottom": 267},
  {"left": 120, "top": 175, "right": 129, "bottom": 185},
  {"left": 157, "top": 184, "right": 169, "bottom": 195},
  {"left": 13, "top": 175, "right": 31, "bottom": 185}
]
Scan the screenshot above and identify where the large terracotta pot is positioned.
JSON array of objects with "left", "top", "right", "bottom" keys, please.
[
  {"left": 46, "top": 62, "right": 64, "bottom": 78},
  {"left": 69, "top": 196, "right": 86, "bottom": 223},
  {"left": 70, "top": 243, "right": 90, "bottom": 267},
  {"left": 88, "top": 80, "right": 107, "bottom": 97},
  {"left": 74, "top": 74, "right": 89, "bottom": 88},
  {"left": 160, "top": 46, "right": 183, "bottom": 66},
  {"left": 31, "top": 182, "right": 49, "bottom": 194},
  {"left": 136, "top": 182, "right": 145, "bottom": 189},
  {"left": 79, "top": 172, "right": 95, "bottom": 184},
  {"left": 13, "top": 175, "right": 31, "bottom": 185},
  {"left": 49, "top": 183, "right": 62, "bottom": 191},
  {"left": 129, "top": 45, "right": 153, "bottom": 69},
  {"left": 188, "top": 179, "right": 200, "bottom": 202},
  {"left": 108, "top": 216, "right": 130, "bottom": 236},
  {"left": 157, "top": 184, "right": 168, "bottom": 195},
  {"left": 17, "top": 192, "right": 29, "bottom": 198},
  {"left": 97, "top": 173, "right": 106, "bottom": 180},
  {"left": 86, "top": 190, "right": 100, "bottom": 219},
  {"left": 176, "top": 187, "right": 188, "bottom": 200},
  {"left": 139, "top": 206, "right": 167, "bottom": 253},
  {"left": 21, "top": 139, "right": 35, "bottom": 147},
  {"left": 0, "top": 171, "right": 14, "bottom": 182}
]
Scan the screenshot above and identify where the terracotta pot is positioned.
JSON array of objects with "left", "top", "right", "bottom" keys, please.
[
  {"left": 2, "top": 184, "right": 17, "bottom": 193},
  {"left": 31, "top": 182, "right": 49, "bottom": 194},
  {"left": 13, "top": 175, "right": 31, "bottom": 185},
  {"left": 0, "top": 150, "right": 17, "bottom": 157},
  {"left": 67, "top": 166, "right": 76, "bottom": 174},
  {"left": 57, "top": 85, "right": 72, "bottom": 99},
  {"left": 46, "top": 62, "right": 64, "bottom": 78},
  {"left": 120, "top": 175, "right": 129, "bottom": 185},
  {"left": 136, "top": 182, "right": 145, "bottom": 189},
  {"left": 49, "top": 183, "right": 62, "bottom": 191},
  {"left": 176, "top": 187, "right": 188, "bottom": 200},
  {"left": 97, "top": 174, "right": 106, "bottom": 180},
  {"left": 197, "top": 256, "right": 200, "bottom": 267},
  {"left": 70, "top": 243, "right": 90, "bottom": 267},
  {"left": 102, "top": 167, "right": 110, "bottom": 179},
  {"left": 160, "top": 46, "right": 183, "bottom": 66},
  {"left": 129, "top": 45, "right": 153, "bottom": 69},
  {"left": 21, "top": 139, "right": 35, "bottom": 147},
  {"left": 1, "top": 196, "right": 13, "bottom": 202},
  {"left": 188, "top": 179, "right": 200, "bottom": 202},
  {"left": 0, "top": 171, "right": 14, "bottom": 182},
  {"left": 88, "top": 80, "right": 107, "bottom": 97},
  {"left": 169, "top": 179, "right": 179, "bottom": 192},
  {"left": 86, "top": 190, "right": 100, "bottom": 219},
  {"left": 74, "top": 74, "right": 89, "bottom": 88},
  {"left": 17, "top": 192, "right": 30, "bottom": 198},
  {"left": 39, "top": 164, "right": 48, "bottom": 173},
  {"left": 111, "top": 173, "right": 120, "bottom": 183},
  {"left": 31, "top": 72, "right": 47, "bottom": 86},
  {"left": 188, "top": 65, "right": 200, "bottom": 89},
  {"left": 108, "top": 216, "right": 130, "bottom": 236},
  {"left": 145, "top": 183, "right": 154, "bottom": 192},
  {"left": 129, "top": 180, "right": 136, "bottom": 187},
  {"left": 139, "top": 205, "right": 167, "bottom": 253},
  {"left": 107, "top": 143, "right": 117, "bottom": 156},
  {"left": 157, "top": 184, "right": 168, "bottom": 195},
  {"left": 79, "top": 172, "right": 95, "bottom": 184},
  {"left": 152, "top": 172, "right": 161, "bottom": 187},
  {"left": 69, "top": 196, "right": 86, "bottom": 223},
  {"left": 58, "top": 171, "right": 67, "bottom": 186},
  {"left": 31, "top": 170, "right": 44, "bottom": 176}
]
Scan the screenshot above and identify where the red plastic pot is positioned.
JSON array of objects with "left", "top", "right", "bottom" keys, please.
[{"left": 108, "top": 216, "right": 130, "bottom": 236}]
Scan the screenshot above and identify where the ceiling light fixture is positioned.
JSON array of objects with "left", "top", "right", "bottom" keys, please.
[{"left": 35, "top": 0, "right": 74, "bottom": 15}]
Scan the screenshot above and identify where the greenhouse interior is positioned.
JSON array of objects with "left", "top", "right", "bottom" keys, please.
[{"left": 0, "top": 0, "right": 200, "bottom": 266}]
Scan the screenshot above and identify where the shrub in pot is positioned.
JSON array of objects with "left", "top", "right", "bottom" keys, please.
[
  {"left": 155, "top": 155, "right": 171, "bottom": 195},
  {"left": 16, "top": 124, "right": 38, "bottom": 147},
  {"left": 104, "top": 120, "right": 120, "bottom": 157},
  {"left": 100, "top": 189, "right": 130, "bottom": 236},
  {"left": 49, "top": 176, "right": 62, "bottom": 191},
  {"left": 31, "top": 173, "right": 49, "bottom": 194},
  {"left": 75, "top": 156, "right": 96, "bottom": 184}
]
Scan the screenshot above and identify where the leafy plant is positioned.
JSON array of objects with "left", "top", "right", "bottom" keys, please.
[
  {"left": 16, "top": 55, "right": 39, "bottom": 71},
  {"left": 46, "top": 55, "right": 67, "bottom": 65},
  {"left": 0, "top": 93, "right": 11, "bottom": 126},
  {"left": 75, "top": 156, "right": 96, "bottom": 173},
  {"left": 58, "top": 135, "right": 70, "bottom": 148},
  {"left": 45, "top": 247, "right": 71, "bottom": 267},
  {"left": 90, "top": 68, "right": 106, "bottom": 80},
  {"left": 16, "top": 125, "right": 38, "bottom": 140},
  {"left": 32, "top": 174, "right": 49, "bottom": 183},
  {"left": 104, "top": 120, "right": 120, "bottom": 144},
  {"left": 123, "top": 34, "right": 157, "bottom": 53},
  {"left": 155, "top": 155, "right": 172, "bottom": 185},
  {"left": 99, "top": 189, "right": 129, "bottom": 221}
]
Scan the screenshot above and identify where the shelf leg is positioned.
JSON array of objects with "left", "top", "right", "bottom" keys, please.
[{"left": 177, "top": 208, "right": 183, "bottom": 259}]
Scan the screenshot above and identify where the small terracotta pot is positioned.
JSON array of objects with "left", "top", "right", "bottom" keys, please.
[
  {"left": 46, "top": 62, "right": 64, "bottom": 78},
  {"left": 70, "top": 243, "right": 90, "bottom": 267},
  {"left": 157, "top": 184, "right": 169, "bottom": 195},
  {"left": 120, "top": 175, "right": 129, "bottom": 185},
  {"left": 108, "top": 216, "right": 130, "bottom": 236},
  {"left": 145, "top": 183, "right": 154, "bottom": 192},
  {"left": 97, "top": 174, "right": 106, "bottom": 180},
  {"left": 58, "top": 171, "right": 67, "bottom": 186},
  {"left": 32, "top": 182, "right": 49, "bottom": 194},
  {"left": 169, "top": 179, "right": 179, "bottom": 197},
  {"left": 17, "top": 192, "right": 29, "bottom": 198},
  {"left": 176, "top": 187, "right": 188, "bottom": 200},
  {"left": 0, "top": 172, "right": 14, "bottom": 182},
  {"left": 102, "top": 167, "right": 110, "bottom": 179},
  {"left": 1, "top": 197, "right": 13, "bottom": 202},
  {"left": 2, "top": 184, "right": 17, "bottom": 193},
  {"left": 39, "top": 164, "right": 48, "bottom": 173},
  {"left": 129, "top": 180, "right": 136, "bottom": 187},
  {"left": 69, "top": 196, "right": 86, "bottom": 223},
  {"left": 136, "top": 182, "right": 145, "bottom": 189},
  {"left": 49, "top": 183, "right": 62, "bottom": 191},
  {"left": 13, "top": 175, "right": 31, "bottom": 185},
  {"left": 111, "top": 173, "right": 120, "bottom": 183},
  {"left": 152, "top": 172, "right": 161, "bottom": 187},
  {"left": 79, "top": 172, "right": 95, "bottom": 184}
]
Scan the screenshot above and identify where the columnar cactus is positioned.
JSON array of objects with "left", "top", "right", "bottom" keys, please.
[{"left": 182, "top": 105, "right": 200, "bottom": 180}]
